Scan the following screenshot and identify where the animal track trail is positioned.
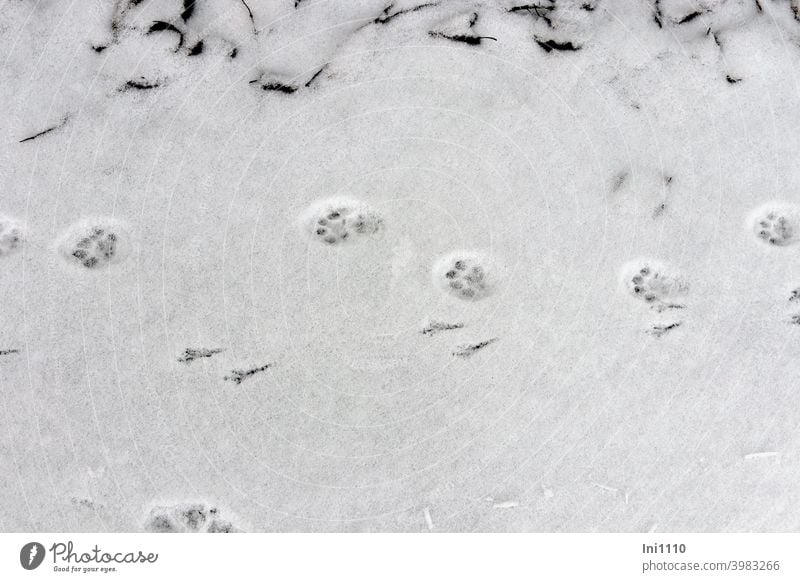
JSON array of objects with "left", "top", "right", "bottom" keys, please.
[
  {"left": 619, "top": 258, "right": 688, "bottom": 336},
  {"left": 452, "top": 337, "right": 499, "bottom": 358}
]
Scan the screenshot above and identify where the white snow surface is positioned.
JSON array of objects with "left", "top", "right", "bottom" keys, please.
[{"left": 2, "top": 0, "right": 800, "bottom": 532}]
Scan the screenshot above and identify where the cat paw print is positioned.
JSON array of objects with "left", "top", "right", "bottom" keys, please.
[
  {"left": 299, "top": 198, "right": 383, "bottom": 246},
  {"left": 144, "top": 502, "right": 241, "bottom": 533},
  {"left": 747, "top": 202, "right": 800, "bottom": 247},
  {"left": 56, "top": 218, "right": 132, "bottom": 269},
  {"left": 432, "top": 251, "right": 498, "bottom": 301},
  {"left": 619, "top": 258, "right": 688, "bottom": 311},
  {"left": 0, "top": 215, "right": 26, "bottom": 257}
]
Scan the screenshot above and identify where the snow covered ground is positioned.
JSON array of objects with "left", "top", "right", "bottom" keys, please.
[{"left": 2, "top": 0, "right": 800, "bottom": 532}]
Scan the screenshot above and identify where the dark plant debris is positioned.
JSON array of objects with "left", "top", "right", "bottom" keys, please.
[
  {"left": 535, "top": 37, "right": 581, "bottom": 52},
  {"left": 508, "top": 3, "right": 554, "bottom": 27},
  {"left": 726, "top": 74, "right": 741, "bottom": 84},
  {"left": 19, "top": 115, "right": 69, "bottom": 143},
  {"left": 429, "top": 31, "right": 497, "bottom": 45},
  {"left": 653, "top": 0, "right": 663, "bottom": 28},
  {"left": 0, "top": 349, "right": 20, "bottom": 357},
  {"left": 249, "top": 79, "right": 298, "bottom": 93},
  {"left": 147, "top": 21, "right": 185, "bottom": 50},
  {"left": 188, "top": 40, "right": 204, "bottom": 56},
  {"left": 677, "top": 11, "right": 703, "bottom": 25},
  {"left": 181, "top": 0, "right": 196, "bottom": 22},
  {"left": 240, "top": 0, "right": 257, "bottom": 34},
  {"left": 305, "top": 64, "right": 328, "bottom": 87}
]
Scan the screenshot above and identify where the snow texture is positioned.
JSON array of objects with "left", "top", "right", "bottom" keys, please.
[{"left": 3, "top": 0, "right": 800, "bottom": 532}]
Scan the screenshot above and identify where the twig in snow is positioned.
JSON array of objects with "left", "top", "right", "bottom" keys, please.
[
  {"left": 19, "top": 115, "right": 70, "bottom": 143},
  {"left": 147, "top": 21, "right": 185, "bottom": 50}
]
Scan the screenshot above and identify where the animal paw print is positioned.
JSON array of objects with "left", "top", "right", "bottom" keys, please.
[
  {"left": 0, "top": 215, "right": 25, "bottom": 257},
  {"left": 432, "top": 251, "right": 497, "bottom": 301},
  {"left": 144, "top": 502, "right": 240, "bottom": 533},
  {"left": 748, "top": 202, "right": 800, "bottom": 247},
  {"left": 57, "top": 218, "right": 132, "bottom": 269},
  {"left": 620, "top": 258, "right": 687, "bottom": 310},
  {"left": 300, "top": 198, "right": 382, "bottom": 246}
]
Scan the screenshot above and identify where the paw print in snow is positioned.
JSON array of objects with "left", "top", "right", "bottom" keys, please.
[
  {"left": 56, "top": 217, "right": 132, "bottom": 269},
  {"left": 432, "top": 251, "right": 498, "bottom": 301},
  {"left": 620, "top": 258, "right": 688, "bottom": 310},
  {"left": 144, "top": 501, "right": 241, "bottom": 533},
  {"left": 299, "top": 198, "right": 383, "bottom": 246},
  {"left": 747, "top": 202, "right": 800, "bottom": 247}
]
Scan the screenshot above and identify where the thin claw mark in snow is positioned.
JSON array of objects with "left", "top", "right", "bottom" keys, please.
[
  {"left": 373, "top": 3, "right": 439, "bottom": 26},
  {"left": 452, "top": 337, "right": 498, "bottom": 358},
  {"left": 421, "top": 320, "right": 464, "bottom": 336},
  {"left": 423, "top": 507, "right": 433, "bottom": 531},
  {"left": 177, "top": 347, "right": 224, "bottom": 364},
  {"left": 647, "top": 322, "right": 681, "bottom": 338},
  {"left": 224, "top": 363, "right": 272, "bottom": 385}
]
